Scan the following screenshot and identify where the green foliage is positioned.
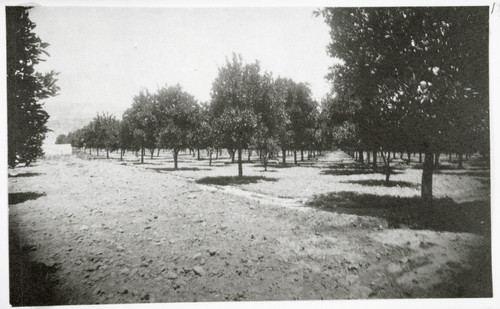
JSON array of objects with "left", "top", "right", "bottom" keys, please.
[{"left": 7, "top": 7, "right": 59, "bottom": 167}]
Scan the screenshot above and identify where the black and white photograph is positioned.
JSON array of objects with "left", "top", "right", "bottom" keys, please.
[{"left": 2, "top": 0, "right": 498, "bottom": 308}]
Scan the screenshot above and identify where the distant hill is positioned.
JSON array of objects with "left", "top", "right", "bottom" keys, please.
[{"left": 44, "top": 117, "right": 93, "bottom": 145}]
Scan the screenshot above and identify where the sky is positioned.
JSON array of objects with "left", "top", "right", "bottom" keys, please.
[{"left": 29, "top": 6, "right": 334, "bottom": 121}]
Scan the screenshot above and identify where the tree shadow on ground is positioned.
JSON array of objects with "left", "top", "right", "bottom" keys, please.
[
  {"left": 8, "top": 192, "right": 46, "bottom": 205},
  {"left": 435, "top": 169, "right": 490, "bottom": 177},
  {"left": 9, "top": 231, "right": 62, "bottom": 306},
  {"left": 433, "top": 239, "right": 492, "bottom": 298},
  {"left": 306, "top": 191, "right": 490, "bottom": 236},
  {"left": 195, "top": 176, "right": 278, "bottom": 186},
  {"left": 253, "top": 163, "right": 295, "bottom": 169},
  {"left": 8, "top": 172, "right": 43, "bottom": 178},
  {"left": 322, "top": 168, "right": 403, "bottom": 176},
  {"left": 267, "top": 164, "right": 298, "bottom": 169},
  {"left": 468, "top": 161, "right": 490, "bottom": 168},
  {"left": 129, "top": 162, "right": 161, "bottom": 166},
  {"left": 344, "top": 179, "right": 419, "bottom": 189},
  {"left": 147, "top": 167, "right": 210, "bottom": 172},
  {"left": 477, "top": 178, "right": 490, "bottom": 185}
]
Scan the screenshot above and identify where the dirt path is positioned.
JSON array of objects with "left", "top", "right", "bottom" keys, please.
[{"left": 8, "top": 154, "right": 491, "bottom": 305}]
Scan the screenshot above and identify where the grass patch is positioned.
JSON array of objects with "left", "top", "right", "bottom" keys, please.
[{"left": 195, "top": 176, "right": 278, "bottom": 186}]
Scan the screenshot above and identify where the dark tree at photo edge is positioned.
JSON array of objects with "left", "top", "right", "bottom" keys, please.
[{"left": 6, "top": 6, "right": 59, "bottom": 168}]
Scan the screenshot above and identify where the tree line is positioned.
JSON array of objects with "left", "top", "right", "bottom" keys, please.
[
  {"left": 44, "top": 7, "right": 489, "bottom": 204},
  {"left": 64, "top": 55, "right": 330, "bottom": 176}
]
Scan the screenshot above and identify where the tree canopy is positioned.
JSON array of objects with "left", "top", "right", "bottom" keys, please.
[
  {"left": 318, "top": 7, "right": 489, "bottom": 201},
  {"left": 7, "top": 7, "right": 59, "bottom": 167}
]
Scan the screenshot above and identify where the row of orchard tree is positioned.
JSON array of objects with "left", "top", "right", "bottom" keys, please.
[
  {"left": 64, "top": 7, "right": 489, "bottom": 202},
  {"left": 317, "top": 7, "right": 489, "bottom": 202},
  {"left": 65, "top": 55, "right": 328, "bottom": 176}
]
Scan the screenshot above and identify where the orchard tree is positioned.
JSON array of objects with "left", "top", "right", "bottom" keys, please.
[
  {"left": 286, "top": 82, "right": 317, "bottom": 163},
  {"left": 195, "top": 104, "right": 218, "bottom": 166},
  {"left": 123, "top": 90, "right": 157, "bottom": 163},
  {"left": 118, "top": 117, "right": 136, "bottom": 160},
  {"left": 155, "top": 84, "right": 198, "bottom": 169},
  {"left": 68, "top": 128, "right": 85, "bottom": 150},
  {"left": 98, "top": 113, "right": 120, "bottom": 159},
  {"left": 319, "top": 7, "right": 489, "bottom": 201},
  {"left": 272, "top": 77, "right": 295, "bottom": 164},
  {"left": 7, "top": 7, "right": 59, "bottom": 167},
  {"left": 210, "top": 54, "right": 259, "bottom": 177}
]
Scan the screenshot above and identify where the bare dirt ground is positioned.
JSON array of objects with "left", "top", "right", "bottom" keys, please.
[{"left": 7, "top": 150, "right": 491, "bottom": 305}]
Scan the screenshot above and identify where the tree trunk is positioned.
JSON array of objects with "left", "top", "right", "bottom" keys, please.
[
  {"left": 197, "top": 149, "right": 200, "bottom": 160},
  {"left": 419, "top": 152, "right": 422, "bottom": 163},
  {"left": 150, "top": 148, "right": 154, "bottom": 159},
  {"left": 237, "top": 148, "right": 243, "bottom": 177},
  {"left": 393, "top": 151, "right": 396, "bottom": 159},
  {"left": 434, "top": 152, "right": 440, "bottom": 169},
  {"left": 380, "top": 150, "right": 391, "bottom": 185},
  {"left": 157, "top": 148, "right": 160, "bottom": 157},
  {"left": 106, "top": 149, "right": 109, "bottom": 159},
  {"left": 422, "top": 151, "right": 434, "bottom": 203},
  {"left": 407, "top": 151, "right": 411, "bottom": 164},
  {"left": 366, "top": 151, "right": 370, "bottom": 165},
  {"left": 174, "top": 149, "right": 179, "bottom": 169},
  {"left": 301, "top": 149, "right": 304, "bottom": 161},
  {"left": 141, "top": 147, "right": 144, "bottom": 164},
  {"left": 209, "top": 152, "right": 212, "bottom": 166},
  {"left": 294, "top": 150, "right": 297, "bottom": 164},
  {"left": 359, "top": 150, "right": 364, "bottom": 164},
  {"left": 97, "top": 148, "right": 99, "bottom": 156},
  {"left": 120, "top": 149, "right": 123, "bottom": 161},
  {"left": 355, "top": 151, "right": 358, "bottom": 161},
  {"left": 458, "top": 152, "right": 463, "bottom": 169},
  {"left": 248, "top": 149, "right": 251, "bottom": 162},
  {"left": 282, "top": 148, "right": 286, "bottom": 165},
  {"left": 372, "top": 150, "right": 377, "bottom": 168},
  {"left": 449, "top": 153, "right": 452, "bottom": 162},
  {"left": 216, "top": 149, "right": 219, "bottom": 160}
]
